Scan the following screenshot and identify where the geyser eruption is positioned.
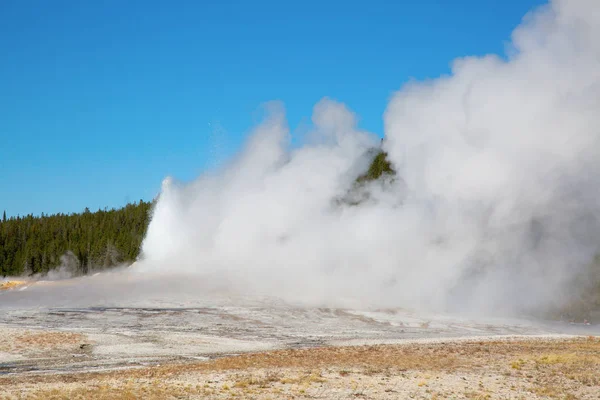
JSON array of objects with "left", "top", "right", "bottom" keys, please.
[{"left": 138, "top": 0, "right": 600, "bottom": 315}]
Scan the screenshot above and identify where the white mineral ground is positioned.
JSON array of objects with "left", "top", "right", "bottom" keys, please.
[{"left": 0, "top": 271, "right": 597, "bottom": 376}]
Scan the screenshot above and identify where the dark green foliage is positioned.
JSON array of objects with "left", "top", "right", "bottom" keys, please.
[
  {"left": 356, "top": 151, "right": 395, "bottom": 183},
  {"left": 0, "top": 200, "right": 152, "bottom": 277},
  {"left": 335, "top": 150, "right": 397, "bottom": 207}
]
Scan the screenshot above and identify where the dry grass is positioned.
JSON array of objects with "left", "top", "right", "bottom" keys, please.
[
  {"left": 0, "top": 330, "right": 85, "bottom": 354},
  {"left": 0, "top": 281, "right": 28, "bottom": 291},
  {"left": 1, "top": 336, "right": 599, "bottom": 399},
  {"left": 233, "top": 371, "right": 283, "bottom": 388}
]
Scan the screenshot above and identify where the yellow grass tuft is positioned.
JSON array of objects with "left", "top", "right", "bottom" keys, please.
[{"left": 0, "top": 280, "right": 28, "bottom": 290}]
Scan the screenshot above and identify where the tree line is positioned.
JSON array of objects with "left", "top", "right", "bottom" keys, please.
[
  {"left": 0, "top": 152, "right": 598, "bottom": 320},
  {"left": 0, "top": 200, "right": 153, "bottom": 277},
  {"left": 0, "top": 150, "right": 392, "bottom": 278}
]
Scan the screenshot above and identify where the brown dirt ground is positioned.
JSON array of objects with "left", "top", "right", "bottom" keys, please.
[{"left": 1, "top": 336, "right": 599, "bottom": 399}]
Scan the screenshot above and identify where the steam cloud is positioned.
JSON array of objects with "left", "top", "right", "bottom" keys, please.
[{"left": 137, "top": 0, "right": 600, "bottom": 315}]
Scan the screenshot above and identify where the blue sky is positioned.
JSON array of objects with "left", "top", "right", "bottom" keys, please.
[{"left": 0, "top": 0, "right": 547, "bottom": 217}]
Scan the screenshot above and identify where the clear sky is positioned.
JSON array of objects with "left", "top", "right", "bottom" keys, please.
[{"left": 0, "top": 0, "right": 547, "bottom": 217}]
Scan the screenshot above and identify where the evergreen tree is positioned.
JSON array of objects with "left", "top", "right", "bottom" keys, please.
[{"left": 0, "top": 200, "right": 153, "bottom": 276}]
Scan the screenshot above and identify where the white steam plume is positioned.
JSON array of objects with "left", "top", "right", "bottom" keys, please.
[{"left": 137, "top": 0, "right": 600, "bottom": 315}]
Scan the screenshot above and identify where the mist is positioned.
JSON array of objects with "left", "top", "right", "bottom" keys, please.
[{"left": 131, "top": 0, "right": 600, "bottom": 316}]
